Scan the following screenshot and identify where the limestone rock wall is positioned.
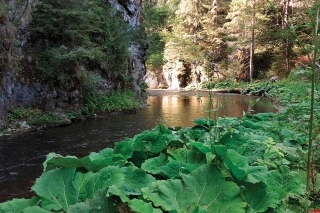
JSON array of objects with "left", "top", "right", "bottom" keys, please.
[
  {"left": 146, "top": 59, "right": 225, "bottom": 90},
  {"left": 108, "top": 0, "right": 147, "bottom": 95},
  {"left": 145, "top": 40, "right": 226, "bottom": 90},
  {"left": 0, "top": 0, "right": 38, "bottom": 126}
]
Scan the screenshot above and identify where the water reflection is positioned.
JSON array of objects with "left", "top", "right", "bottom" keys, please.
[
  {"left": 145, "top": 94, "right": 276, "bottom": 127},
  {"left": 0, "top": 94, "right": 276, "bottom": 202}
]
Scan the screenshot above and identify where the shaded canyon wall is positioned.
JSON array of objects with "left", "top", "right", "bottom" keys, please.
[{"left": 0, "top": 0, "right": 146, "bottom": 127}]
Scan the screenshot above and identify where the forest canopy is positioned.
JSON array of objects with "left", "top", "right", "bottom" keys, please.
[{"left": 143, "top": 0, "right": 317, "bottom": 83}]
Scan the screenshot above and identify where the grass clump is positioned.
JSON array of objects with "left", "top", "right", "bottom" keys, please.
[
  {"left": 82, "top": 90, "right": 141, "bottom": 115},
  {"left": 3, "top": 90, "right": 141, "bottom": 133},
  {"left": 8, "top": 108, "right": 66, "bottom": 126},
  {"left": 0, "top": 107, "right": 68, "bottom": 135}
]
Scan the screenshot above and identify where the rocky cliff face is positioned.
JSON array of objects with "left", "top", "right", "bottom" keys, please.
[
  {"left": 144, "top": 42, "right": 225, "bottom": 90},
  {"left": 143, "top": 0, "right": 231, "bottom": 90},
  {"left": 108, "top": 0, "right": 146, "bottom": 96},
  {"left": 0, "top": 0, "right": 146, "bottom": 127},
  {"left": 0, "top": 0, "right": 38, "bottom": 126}
]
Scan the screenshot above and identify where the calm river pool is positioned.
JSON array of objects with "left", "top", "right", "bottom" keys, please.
[{"left": 0, "top": 92, "right": 277, "bottom": 202}]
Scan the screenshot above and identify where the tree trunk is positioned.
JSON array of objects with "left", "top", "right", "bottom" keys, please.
[
  {"left": 283, "top": 0, "right": 290, "bottom": 72},
  {"left": 282, "top": 0, "right": 289, "bottom": 29},
  {"left": 250, "top": 0, "right": 255, "bottom": 83}
]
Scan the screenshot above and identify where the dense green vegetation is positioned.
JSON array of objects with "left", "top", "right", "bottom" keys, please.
[
  {"left": 2, "top": 55, "right": 320, "bottom": 211},
  {"left": 82, "top": 90, "right": 141, "bottom": 115},
  {"left": 28, "top": 0, "right": 132, "bottom": 82},
  {"left": 1, "top": 0, "right": 320, "bottom": 212},
  {"left": 8, "top": 107, "right": 66, "bottom": 125},
  {"left": 143, "top": 0, "right": 316, "bottom": 82},
  {"left": 1, "top": 0, "right": 146, "bottom": 132},
  {"left": 26, "top": 0, "right": 144, "bottom": 119},
  {"left": 1, "top": 77, "right": 319, "bottom": 212},
  {"left": 142, "top": 5, "right": 170, "bottom": 69},
  {"left": 1, "top": 90, "right": 140, "bottom": 133}
]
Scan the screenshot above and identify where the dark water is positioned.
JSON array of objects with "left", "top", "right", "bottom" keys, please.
[{"left": 0, "top": 93, "right": 276, "bottom": 202}]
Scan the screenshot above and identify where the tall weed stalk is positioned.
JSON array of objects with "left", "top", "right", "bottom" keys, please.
[
  {"left": 306, "top": 4, "right": 320, "bottom": 211},
  {"left": 208, "top": 87, "right": 216, "bottom": 154},
  {"left": 198, "top": 83, "right": 218, "bottom": 154}
]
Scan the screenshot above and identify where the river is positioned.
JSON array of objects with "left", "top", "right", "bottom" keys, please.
[{"left": 0, "top": 92, "right": 277, "bottom": 202}]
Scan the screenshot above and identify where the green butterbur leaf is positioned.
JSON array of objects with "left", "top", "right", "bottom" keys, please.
[
  {"left": 91, "top": 166, "right": 154, "bottom": 198},
  {"left": 280, "top": 128, "right": 304, "bottom": 144},
  {"left": 87, "top": 189, "right": 118, "bottom": 213},
  {"left": 121, "top": 165, "right": 156, "bottom": 195},
  {"left": 187, "top": 203, "right": 209, "bottom": 213},
  {"left": 80, "top": 151, "right": 126, "bottom": 172},
  {"left": 141, "top": 153, "right": 167, "bottom": 174},
  {"left": 242, "top": 119, "right": 264, "bottom": 130},
  {"left": 133, "top": 130, "right": 171, "bottom": 153},
  {"left": 242, "top": 182, "right": 280, "bottom": 212},
  {"left": 156, "top": 123, "right": 172, "bottom": 134},
  {"left": 245, "top": 167, "right": 269, "bottom": 184},
  {"left": 142, "top": 164, "right": 246, "bottom": 212},
  {"left": 43, "top": 153, "right": 80, "bottom": 172},
  {"left": 159, "top": 160, "right": 199, "bottom": 178},
  {"left": 83, "top": 166, "right": 125, "bottom": 198},
  {"left": 0, "top": 197, "right": 40, "bottom": 213},
  {"left": 129, "top": 199, "right": 163, "bottom": 213},
  {"left": 97, "top": 148, "right": 115, "bottom": 158},
  {"left": 179, "top": 128, "right": 206, "bottom": 142},
  {"left": 73, "top": 171, "right": 94, "bottom": 202},
  {"left": 167, "top": 148, "right": 206, "bottom": 164},
  {"left": 216, "top": 146, "right": 268, "bottom": 183},
  {"left": 23, "top": 206, "right": 52, "bottom": 213},
  {"left": 216, "top": 146, "right": 247, "bottom": 179},
  {"left": 113, "top": 140, "right": 134, "bottom": 158},
  {"left": 193, "top": 118, "right": 215, "bottom": 127},
  {"left": 66, "top": 202, "right": 90, "bottom": 213},
  {"left": 265, "top": 168, "right": 306, "bottom": 199},
  {"left": 141, "top": 179, "right": 192, "bottom": 212},
  {"left": 107, "top": 185, "right": 130, "bottom": 203},
  {"left": 141, "top": 154, "right": 199, "bottom": 178},
  {"left": 43, "top": 151, "right": 126, "bottom": 173},
  {"left": 184, "top": 164, "right": 246, "bottom": 212},
  {"left": 205, "top": 152, "right": 216, "bottom": 164},
  {"left": 187, "top": 141, "right": 211, "bottom": 154},
  {"left": 187, "top": 141, "right": 216, "bottom": 164},
  {"left": 31, "top": 168, "right": 77, "bottom": 211}
]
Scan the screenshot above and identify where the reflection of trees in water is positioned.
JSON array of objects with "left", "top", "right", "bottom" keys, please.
[
  {"left": 145, "top": 95, "right": 276, "bottom": 127},
  {"left": 198, "top": 95, "right": 252, "bottom": 118}
]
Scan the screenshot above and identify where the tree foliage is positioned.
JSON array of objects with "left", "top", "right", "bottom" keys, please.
[
  {"left": 28, "top": 0, "right": 133, "bottom": 82},
  {"left": 144, "top": 0, "right": 318, "bottom": 80},
  {"left": 142, "top": 3, "right": 170, "bottom": 69}
]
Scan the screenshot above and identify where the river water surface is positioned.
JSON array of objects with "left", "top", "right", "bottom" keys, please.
[{"left": 0, "top": 92, "right": 277, "bottom": 202}]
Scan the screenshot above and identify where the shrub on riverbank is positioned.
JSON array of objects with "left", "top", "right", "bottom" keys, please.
[
  {"left": 0, "top": 90, "right": 141, "bottom": 136},
  {"left": 82, "top": 90, "right": 141, "bottom": 115}
]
